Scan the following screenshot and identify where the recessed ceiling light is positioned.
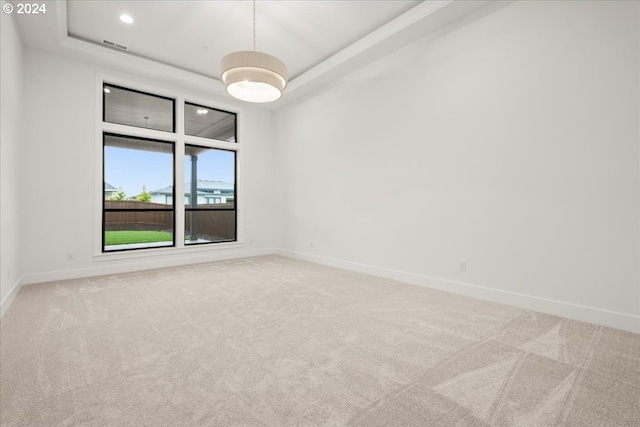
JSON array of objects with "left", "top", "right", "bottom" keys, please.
[
  {"left": 104, "top": 87, "right": 111, "bottom": 93},
  {"left": 196, "top": 109, "right": 208, "bottom": 115},
  {"left": 120, "top": 14, "right": 133, "bottom": 24}
]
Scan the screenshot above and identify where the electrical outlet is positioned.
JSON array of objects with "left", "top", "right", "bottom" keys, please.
[
  {"left": 67, "top": 252, "right": 74, "bottom": 261},
  {"left": 457, "top": 260, "right": 467, "bottom": 272}
]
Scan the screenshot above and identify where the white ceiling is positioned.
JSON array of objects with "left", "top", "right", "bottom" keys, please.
[
  {"left": 13, "top": 0, "right": 494, "bottom": 108},
  {"left": 66, "top": 0, "right": 420, "bottom": 80}
]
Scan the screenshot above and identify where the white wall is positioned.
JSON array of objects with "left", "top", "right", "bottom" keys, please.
[
  {"left": 274, "top": 1, "right": 640, "bottom": 332},
  {"left": 18, "top": 49, "right": 277, "bottom": 284},
  {"left": 1, "top": 12, "right": 25, "bottom": 315}
]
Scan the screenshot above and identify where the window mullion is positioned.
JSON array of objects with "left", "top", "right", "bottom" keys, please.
[
  {"left": 174, "top": 145, "right": 185, "bottom": 248},
  {"left": 175, "top": 96, "right": 186, "bottom": 248}
]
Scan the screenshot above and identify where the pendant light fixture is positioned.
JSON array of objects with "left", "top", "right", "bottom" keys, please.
[{"left": 220, "top": 0, "right": 288, "bottom": 103}]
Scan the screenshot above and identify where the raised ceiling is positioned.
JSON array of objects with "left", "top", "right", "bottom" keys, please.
[
  {"left": 66, "top": 1, "right": 420, "bottom": 81},
  {"left": 13, "top": 0, "right": 494, "bottom": 107}
]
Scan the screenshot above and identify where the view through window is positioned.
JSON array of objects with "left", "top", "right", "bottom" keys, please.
[
  {"left": 103, "top": 134, "right": 175, "bottom": 251},
  {"left": 184, "top": 145, "right": 236, "bottom": 245},
  {"left": 102, "top": 82, "right": 237, "bottom": 252}
]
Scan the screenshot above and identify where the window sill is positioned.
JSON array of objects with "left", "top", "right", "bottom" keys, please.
[{"left": 93, "top": 241, "right": 245, "bottom": 262}]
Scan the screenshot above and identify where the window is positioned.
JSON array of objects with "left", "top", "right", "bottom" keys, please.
[
  {"left": 104, "top": 84, "right": 175, "bottom": 132},
  {"left": 100, "top": 80, "right": 238, "bottom": 253},
  {"left": 185, "top": 102, "right": 236, "bottom": 142},
  {"left": 103, "top": 134, "right": 174, "bottom": 252},
  {"left": 184, "top": 145, "right": 236, "bottom": 245}
]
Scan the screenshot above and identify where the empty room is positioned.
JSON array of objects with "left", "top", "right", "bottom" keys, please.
[{"left": 1, "top": 0, "right": 638, "bottom": 425}]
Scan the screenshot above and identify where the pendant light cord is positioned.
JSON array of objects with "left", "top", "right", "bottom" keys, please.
[{"left": 253, "top": 0, "right": 256, "bottom": 51}]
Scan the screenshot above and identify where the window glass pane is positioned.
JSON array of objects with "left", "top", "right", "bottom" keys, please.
[
  {"left": 184, "top": 146, "right": 235, "bottom": 208},
  {"left": 104, "top": 211, "right": 174, "bottom": 250},
  {"left": 184, "top": 144, "right": 236, "bottom": 245},
  {"left": 185, "top": 210, "right": 236, "bottom": 244},
  {"left": 104, "top": 133, "right": 174, "bottom": 251},
  {"left": 185, "top": 102, "right": 236, "bottom": 142},
  {"left": 104, "top": 84, "right": 174, "bottom": 132}
]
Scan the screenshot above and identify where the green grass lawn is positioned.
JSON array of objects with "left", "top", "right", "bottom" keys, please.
[{"left": 105, "top": 230, "right": 173, "bottom": 246}]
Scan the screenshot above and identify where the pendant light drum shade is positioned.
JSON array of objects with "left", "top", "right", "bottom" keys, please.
[{"left": 220, "top": 51, "right": 288, "bottom": 103}]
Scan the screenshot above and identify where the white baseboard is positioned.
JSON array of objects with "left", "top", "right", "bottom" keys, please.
[
  {"left": 1, "top": 275, "right": 23, "bottom": 318},
  {"left": 276, "top": 249, "right": 640, "bottom": 334},
  {"left": 21, "top": 247, "right": 276, "bottom": 286},
  {"left": 12, "top": 247, "right": 639, "bottom": 334}
]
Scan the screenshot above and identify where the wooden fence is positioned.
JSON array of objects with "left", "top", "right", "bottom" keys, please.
[
  {"left": 186, "top": 209, "right": 235, "bottom": 241},
  {"left": 105, "top": 200, "right": 235, "bottom": 240}
]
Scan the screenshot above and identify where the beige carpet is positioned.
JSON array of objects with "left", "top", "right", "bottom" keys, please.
[{"left": 1, "top": 255, "right": 638, "bottom": 426}]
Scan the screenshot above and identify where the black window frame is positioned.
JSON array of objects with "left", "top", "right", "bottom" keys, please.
[
  {"left": 102, "top": 132, "right": 176, "bottom": 253},
  {"left": 184, "top": 144, "right": 237, "bottom": 246}
]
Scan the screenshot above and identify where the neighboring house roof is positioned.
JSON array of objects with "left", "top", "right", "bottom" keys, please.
[
  {"left": 194, "top": 180, "right": 234, "bottom": 191},
  {"left": 152, "top": 186, "right": 207, "bottom": 196},
  {"left": 105, "top": 182, "right": 117, "bottom": 191},
  {"left": 151, "top": 185, "right": 173, "bottom": 195},
  {"left": 151, "top": 180, "right": 234, "bottom": 195}
]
